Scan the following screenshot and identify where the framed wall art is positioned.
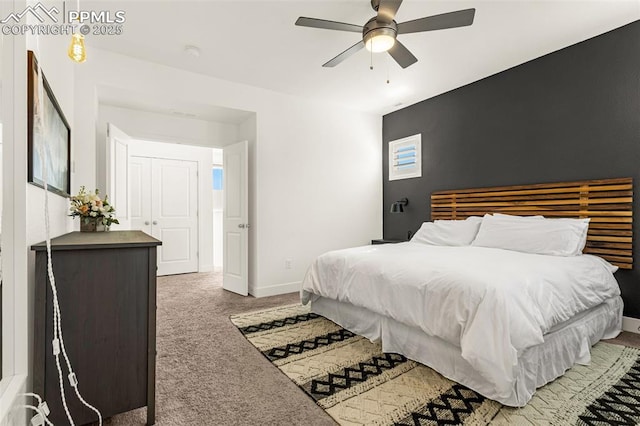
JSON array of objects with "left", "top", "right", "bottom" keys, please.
[
  {"left": 27, "top": 50, "right": 71, "bottom": 197},
  {"left": 389, "top": 133, "right": 421, "bottom": 181}
]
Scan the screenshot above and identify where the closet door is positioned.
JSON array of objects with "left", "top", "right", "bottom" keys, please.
[{"left": 151, "top": 159, "right": 198, "bottom": 276}]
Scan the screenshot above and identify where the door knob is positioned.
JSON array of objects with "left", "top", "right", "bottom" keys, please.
[
  {"left": 153, "top": 221, "right": 158, "bottom": 225},
  {"left": 144, "top": 221, "right": 150, "bottom": 226},
  {"left": 238, "top": 224, "right": 245, "bottom": 229}
]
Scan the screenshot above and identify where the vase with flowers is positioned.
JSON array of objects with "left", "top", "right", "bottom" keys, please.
[{"left": 69, "top": 186, "right": 119, "bottom": 232}]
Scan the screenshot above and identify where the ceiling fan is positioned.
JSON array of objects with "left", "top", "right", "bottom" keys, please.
[{"left": 295, "top": 0, "right": 475, "bottom": 69}]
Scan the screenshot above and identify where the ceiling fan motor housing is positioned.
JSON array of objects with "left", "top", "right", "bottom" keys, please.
[{"left": 362, "top": 17, "right": 398, "bottom": 45}]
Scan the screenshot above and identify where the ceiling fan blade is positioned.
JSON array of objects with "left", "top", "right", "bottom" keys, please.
[
  {"left": 323, "top": 40, "right": 365, "bottom": 67},
  {"left": 296, "top": 17, "right": 363, "bottom": 33},
  {"left": 377, "top": 0, "right": 403, "bottom": 23},
  {"left": 398, "top": 8, "right": 475, "bottom": 34},
  {"left": 387, "top": 40, "right": 417, "bottom": 68}
]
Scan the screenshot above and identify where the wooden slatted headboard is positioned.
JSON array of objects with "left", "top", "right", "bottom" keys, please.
[{"left": 431, "top": 178, "right": 633, "bottom": 269}]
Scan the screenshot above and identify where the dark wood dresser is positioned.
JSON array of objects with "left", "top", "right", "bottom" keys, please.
[{"left": 32, "top": 231, "right": 161, "bottom": 425}]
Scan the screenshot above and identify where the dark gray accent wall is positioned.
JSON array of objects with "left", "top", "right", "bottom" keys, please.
[{"left": 382, "top": 21, "right": 640, "bottom": 317}]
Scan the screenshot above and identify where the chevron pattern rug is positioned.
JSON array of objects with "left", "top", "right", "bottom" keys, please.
[{"left": 230, "top": 304, "right": 640, "bottom": 426}]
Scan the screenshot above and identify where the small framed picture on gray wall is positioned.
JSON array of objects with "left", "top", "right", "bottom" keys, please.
[{"left": 389, "top": 134, "right": 421, "bottom": 181}]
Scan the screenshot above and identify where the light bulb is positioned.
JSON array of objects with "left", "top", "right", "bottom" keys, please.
[
  {"left": 365, "top": 34, "right": 396, "bottom": 53},
  {"left": 68, "top": 33, "right": 87, "bottom": 63}
]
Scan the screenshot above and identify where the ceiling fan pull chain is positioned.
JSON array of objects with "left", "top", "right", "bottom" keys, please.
[
  {"left": 386, "top": 55, "right": 390, "bottom": 84},
  {"left": 370, "top": 47, "right": 373, "bottom": 70}
]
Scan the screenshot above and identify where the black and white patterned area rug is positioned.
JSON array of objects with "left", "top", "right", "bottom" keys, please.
[{"left": 230, "top": 304, "right": 640, "bottom": 425}]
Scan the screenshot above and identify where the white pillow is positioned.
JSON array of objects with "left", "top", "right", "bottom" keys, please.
[
  {"left": 471, "top": 213, "right": 590, "bottom": 256},
  {"left": 412, "top": 217, "right": 482, "bottom": 246},
  {"left": 499, "top": 213, "right": 591, "bottom": 254}
]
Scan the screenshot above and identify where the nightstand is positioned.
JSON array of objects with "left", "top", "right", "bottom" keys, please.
[{"left": 371, "top": 239, "right": 405, "bottom": 245}]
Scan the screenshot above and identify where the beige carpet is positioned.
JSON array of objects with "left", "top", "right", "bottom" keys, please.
[
  {"left": 231, "top": 304, "right": 640, "bottom": 426},
  {"left": 105, "top": 271, "right": 639, "bottom": 425},
  {"left": 105, "top": 272, "right": 336, "bottom": 426}
]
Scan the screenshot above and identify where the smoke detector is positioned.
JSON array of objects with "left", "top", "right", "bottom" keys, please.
[{"left": 184, "top": 45, "right": 201, "bottom": 58}]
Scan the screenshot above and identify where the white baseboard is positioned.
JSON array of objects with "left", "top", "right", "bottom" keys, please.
[
  {"left": 198, "top": 263, "right": 214, "bottom": 273},
  {"left": 622, "top": 316, "right": 640, "bottom": 334},
  {"left": 0, "top": 374, "right": 27, "bottom": 426},
  {"left": 250, "top": 281, "right": 301, "bottom": 298}
]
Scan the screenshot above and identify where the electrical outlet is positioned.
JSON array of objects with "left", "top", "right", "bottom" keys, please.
[{"left": 285, "top": 258, "right": 292, "bottom": 269}]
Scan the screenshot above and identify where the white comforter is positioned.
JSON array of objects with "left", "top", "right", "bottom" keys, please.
[{"left": 301, "top": 243, "right": 620, "bottom": 399}]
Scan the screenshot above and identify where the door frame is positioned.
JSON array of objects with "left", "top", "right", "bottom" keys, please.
[{"left": 128, "top": 140, "right": 215, "bottom": 273}]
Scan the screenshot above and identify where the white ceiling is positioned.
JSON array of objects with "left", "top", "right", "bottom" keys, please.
[{"left": 85, "top": 0, "right": 640, "bottom": 115}]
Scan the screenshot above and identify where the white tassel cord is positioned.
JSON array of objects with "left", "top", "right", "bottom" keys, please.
[
  {"left": 35, "top": 34, "right": 103, "bottom": 426},
  {"left": 21, "top": 393, "right": 54, "bottom": 426}
]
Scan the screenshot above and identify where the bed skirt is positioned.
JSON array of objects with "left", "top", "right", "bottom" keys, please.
[{"left": 310, "top": 295, "right": 623, "bottom": 407}]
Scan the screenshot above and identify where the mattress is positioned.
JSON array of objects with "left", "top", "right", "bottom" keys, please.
[{"left": 310, "top": 295, "right": 622, "bottom": 407}]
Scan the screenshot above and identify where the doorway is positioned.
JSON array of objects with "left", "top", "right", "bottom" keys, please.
[
  {"left": 120, "top": 137, "right": 215, "bottom": 276},
  {"left": 101, "top": 105, "right": 254, "bottom": 295}
]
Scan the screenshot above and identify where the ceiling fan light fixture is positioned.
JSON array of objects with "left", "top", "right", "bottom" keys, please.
[
  {"left": 365, "top": 33, "right": 396, "bottom": 52},
  {"left": 363, "top": 27, "right": 396, "bottom": 53}
]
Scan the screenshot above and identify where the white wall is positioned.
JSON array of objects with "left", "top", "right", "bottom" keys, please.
[
  {"left": 1, "top": 0, "right": 75, "bottom": 422},
  {"left": 98, "top": 104, "right": 239, "bottom": 148},
  {"left": 256, "top": 104, "right": 381, "bottom": 296},
  {"left": 75, "top": 48, "right": 382, "bottom": 297},
  {"left": 212, "top": 149, "right": 223, "bottom": 165},
  {"left": 129, "top": 139, "right": 215, "bottom": 272},
  {"left": 0, "top": 124, "right": 3, "bottom": 232},
  {"left": 0, "top": 1, "right": 29, "bottom": 421}
]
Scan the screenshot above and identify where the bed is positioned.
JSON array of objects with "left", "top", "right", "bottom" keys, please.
[{"left": 301, "top": 178, "right": 632, "bottom": 407}]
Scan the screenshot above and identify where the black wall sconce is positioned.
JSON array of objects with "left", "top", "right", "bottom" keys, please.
[{"left": 390, "top": 198, "right": 409, "bottom": 213}]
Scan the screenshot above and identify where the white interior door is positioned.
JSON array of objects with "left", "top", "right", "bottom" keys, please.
[
  {"left": 106, "top": 123, "right": 131, "bottom": 229},
  {"left": 152, "top": 158, "right": 198, "bottom": 276},
  {"left": 129, "top": 156, "right": 152, "bottom": 235},
  {"left": 223, "top": 140, "right": 249, "bottom": 296}
]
